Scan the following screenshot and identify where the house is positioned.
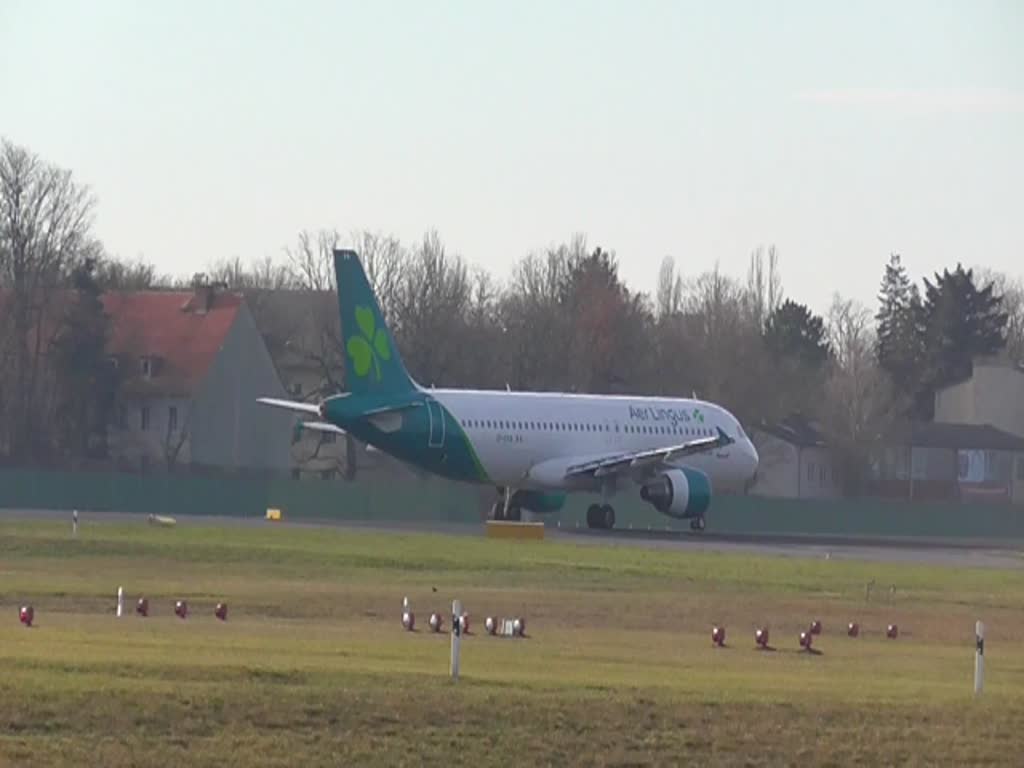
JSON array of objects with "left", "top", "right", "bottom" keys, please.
[
  {"left": 748, "top": 414, "right": 841, "bottom": 499},
  {"left": 245, "top": 289, "right": 352, "bottom": 478},
  {"left": 104, "top": 285, "right": 293, "bottom": 472},
  {"left": 934, "top": 357, "right": 1024, "bottom": 438},
  {"left": 870, "top": 421, "right": 1024, "bottom": 504}
]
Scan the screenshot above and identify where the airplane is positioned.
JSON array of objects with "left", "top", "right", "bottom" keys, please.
[{"left": 258, "top": 250, "right": 759, "bottom": 531}]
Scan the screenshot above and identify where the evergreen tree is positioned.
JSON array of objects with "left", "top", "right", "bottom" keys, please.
[
  {"left": 763, "top": 299, "right": 831, "bottom": 368},
  {"left": 50, "top": 258, "right": 119, "bottom": 460},
  {"left": 874, "top": 253, "right": 925, "bottom": 409},
  {"left": 920, "top": 264, "right": 1007, "bottom": 405}
]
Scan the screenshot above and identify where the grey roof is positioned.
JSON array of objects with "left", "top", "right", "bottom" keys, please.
[
  {"left": 757, "top": 414, "right": 827, "bottom": 448},
  {"left": 881, "top": 421, "right": 1024, "bottom": 451}
]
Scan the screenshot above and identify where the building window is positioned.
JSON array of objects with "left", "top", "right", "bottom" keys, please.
[
  {"left": 141, "top": 357, "right": 153, "bottom": 378},
  {"left": 820, "top": 465, "right": 826, "bottom": 485},
  {"left": 141, "top": 406, "right": 150, "bottom": 431},
  {"left": 168, "top": 406, "right": 178, "bottom": 432}
]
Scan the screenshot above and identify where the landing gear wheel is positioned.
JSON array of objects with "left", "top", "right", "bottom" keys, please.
[
  {"left": 586, "top": 504, "right": 602, "bottom": 529},
  {"left": 491, "top": 501, "right": 504, "bottom": 521},
  {"left": 600, "top": 504, "right": 616, "bottom": 530},
  {"left": 690, "top": 516, "right": 706, "bottom": 532},
  {"left": 507, "top": 506, "right": 522, "bottom": 522}
]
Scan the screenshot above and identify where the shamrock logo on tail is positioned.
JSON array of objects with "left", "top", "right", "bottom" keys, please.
[
  {"left": 693, "top": 408, "right": 704, "bottom": 423},
  {"left": 347, "top": 305, "right": 391, "bottom": 381}
]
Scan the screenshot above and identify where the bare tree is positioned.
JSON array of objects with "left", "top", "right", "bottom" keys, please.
[
  {"left": 655, "top": 255, "right": 684, "bottom": 319},
  {"left": 0, "top": 139, "right": 101, "bottom": 460},
  {"left": 744, "top": 244, "right": 783, "bottom": 329},
  {"left": 351, "top": 230, "right": 406, "bottom": 318},
  {"left": 392, "top": 231, "right": 472, "bottom": 385},
  {"left": 287, "top": 229, "right": 341, "bottom": 291},
  {"left": 163, "top": 403, "right": 191, "bottom": 469},
  {"left": 821, "top": 294, "right": 897, "bottom": 492},
  {"left": 95, "top": 256, "right": 161, "bottom": 290}
]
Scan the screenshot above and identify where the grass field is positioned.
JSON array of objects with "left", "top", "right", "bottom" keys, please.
[{"left": 2, "top": 518, "right": 1023, "bottom": 766}]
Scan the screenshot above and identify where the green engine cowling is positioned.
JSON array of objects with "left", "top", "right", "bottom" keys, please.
[
  {"left": 511, "top": 490, "right": 568, "bottom": 514},
  {"left": 639, "top": 468, "right": 712, "bottom": 519}
]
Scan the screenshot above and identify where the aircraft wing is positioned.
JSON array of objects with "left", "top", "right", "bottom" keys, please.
[
  {"left": 257, "top": 398, "right": 322, "bottom": 416},
  {"left": 564, "top": 427, "right": 734, "bottom": 480}
]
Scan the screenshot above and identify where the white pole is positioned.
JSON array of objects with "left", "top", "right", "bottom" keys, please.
[
  {"left": 72, "top": 509, "right": 78, "bottom": 538},
  {"left": 450, "top": 599, "right": 462, "bottom": 681},
  {"left": 975, "top": 620, "right": 985, "bottom": 696},
  {"left": 116, "top": 586, "right": 124, "bottom": 618}
]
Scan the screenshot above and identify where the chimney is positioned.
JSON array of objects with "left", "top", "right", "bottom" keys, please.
[{"left": 183, "top": 275, "right": 226, "bottom": 314}]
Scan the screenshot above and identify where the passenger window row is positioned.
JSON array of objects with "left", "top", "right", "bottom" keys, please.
[{"left": 458, "top": 418, "right": 713, "bottom": 438}]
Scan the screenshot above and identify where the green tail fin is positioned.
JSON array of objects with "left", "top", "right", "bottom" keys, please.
[{"left": 334, "top": 249, "right": 417, "bottom": 396}]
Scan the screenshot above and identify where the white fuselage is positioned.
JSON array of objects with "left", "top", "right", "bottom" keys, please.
[{"left": 431, "top": 389, "right": 759, "bottom": 492}]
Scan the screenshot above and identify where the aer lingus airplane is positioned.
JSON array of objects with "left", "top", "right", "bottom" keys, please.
[{"left": 258, "top": 251, "right": 758, "bottom": 531}]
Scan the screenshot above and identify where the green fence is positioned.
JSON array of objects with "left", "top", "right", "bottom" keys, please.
[
  {"left": 554, "top": 493, "right": 1024, "bottom": 540},
  {"left": 1, "top": 469, "right": 1023, "bottom": 540}
]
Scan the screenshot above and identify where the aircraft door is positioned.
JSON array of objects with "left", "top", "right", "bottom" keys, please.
[{"left": 427, "top": 399, "right": 446, "bottom": 448}]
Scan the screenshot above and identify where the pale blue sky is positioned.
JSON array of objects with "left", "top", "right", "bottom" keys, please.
[{"left": 2, "top": 0, "right": 1021, "bottom": 310}]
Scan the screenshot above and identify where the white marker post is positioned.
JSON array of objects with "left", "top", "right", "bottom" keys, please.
[
  {"left": 450, "top": 599, "right": 462, "bottom": 681},
  {"left": 116, "top": 586, "right": 124, "bottom": 618},
  {"left": 72, "top": 509, "right": 78, "bottom": 538},
  {"left": 975, "top": 620, "right": 985, "bottom": 696}
]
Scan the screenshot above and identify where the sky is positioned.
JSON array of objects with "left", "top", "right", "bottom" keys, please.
[{"left": 1, "top": 0, "right": 1022, "bottom": 312}]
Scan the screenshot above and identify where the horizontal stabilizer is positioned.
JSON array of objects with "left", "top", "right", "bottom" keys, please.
[
  {"left": 297, "top": 420, "right": 347, "bottom": 436},
  {"left": 257, "top": 398, "right": 322, "bottom": 416}
]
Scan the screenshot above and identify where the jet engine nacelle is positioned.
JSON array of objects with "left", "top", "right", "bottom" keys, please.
[
  {"left": 511, "top": 490, "right": 567, "bottom": 514},
  {"left": 640, "top": 468, "right": 712, "bottom": 519}
]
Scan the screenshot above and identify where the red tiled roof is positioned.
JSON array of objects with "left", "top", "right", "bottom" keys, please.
[{"left": 102, "top": 291, "right": 242, "bottom": 396}]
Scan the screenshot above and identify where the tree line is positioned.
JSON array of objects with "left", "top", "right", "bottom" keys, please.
[{"left": 3, "top": 138, "right": 1022, "bottom": 488}]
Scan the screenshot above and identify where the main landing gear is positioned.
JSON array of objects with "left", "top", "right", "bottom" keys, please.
[
  {"left": 690, "top": 516, "right": 706, "bottom": 532},
  {"left": 490, "top": 488, "right": 521, "bottom": 521},
  {"left": 586, "top": 503, "right": 616, "bottom": 530},
  {"left": 490, "top": 500, "right": 522, "bottom": 521}
]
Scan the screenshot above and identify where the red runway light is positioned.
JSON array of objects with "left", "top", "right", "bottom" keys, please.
[
  {"left": 755, "top": 627, "right": 770, "bottom": 648},
  {"left": 799, "top": 630, "right": 813, "bottom": 650},
  {"left": 136, "top": 598, "right": 149, "bottom": 617},
  {"left": 712, "top": 625, "right": 726, "bottom": 647},
  {"left": 886, "top": 624, "right": 899, "bottom": 639},
  {"left": 19, "top": 605, "right": 34, "bottom": 627},
  {"left": 809, "top": 620, "right": 822, "bottom": 636},
  {"left": 174, "top": 600, "right": 188, "bottom": 619},
  {"left": 215, "top": 603, "right": 228, "bottom": 621},
  {"left": 847, "top": 622, "right": 859, "bottom": 638},
  {"left": 429, "top": 612, "right": 443, "bottom": 633}
]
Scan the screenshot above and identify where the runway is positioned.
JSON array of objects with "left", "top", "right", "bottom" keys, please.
[{"left": 3, "top": 508, "right": 1022, "bottom": 569}]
